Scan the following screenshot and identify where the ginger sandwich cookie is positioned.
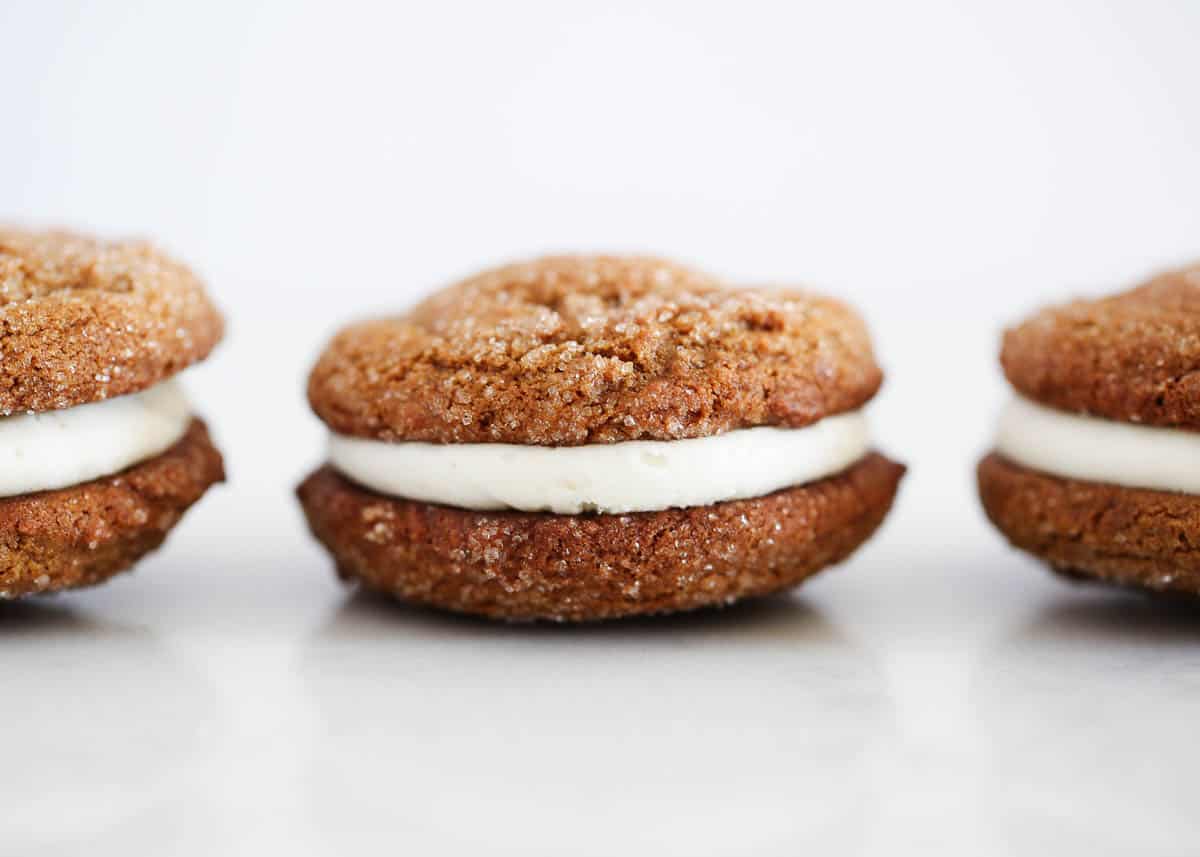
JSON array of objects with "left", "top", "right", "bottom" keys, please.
[
  {"left": 979, "top": 264, "right": 1200, "bottom": 595},
  {"left": 0, "top": 228, "right": 225, "bottom": 599},
  {"left": 299, "top": 256, "right": 905, "bottom": 621}
]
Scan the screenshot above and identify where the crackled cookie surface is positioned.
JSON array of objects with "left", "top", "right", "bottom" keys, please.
[
  {"left": 1001, "top": 264, "right": 1200, "bottom": 430},
  {"left": 308, "top": 256, "right": 882, "bottom": 446},
  {"left": 0, "top": 227, "right": 223, "bottom": 415}
]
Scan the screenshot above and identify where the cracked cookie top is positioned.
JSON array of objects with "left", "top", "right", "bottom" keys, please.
[
  {"left": 0, "top": 227, "right": 224, "bottom": 414},
  {"left": 1002, "top": 264, "right": 1200, "bottom": 429},
  {"left": 308, "top": 255, "right": 882, "bottom": 445}
]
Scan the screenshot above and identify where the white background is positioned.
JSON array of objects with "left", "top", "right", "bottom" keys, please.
[{"left": 3, "top": 2, "right": 1200, "bottom": 855}]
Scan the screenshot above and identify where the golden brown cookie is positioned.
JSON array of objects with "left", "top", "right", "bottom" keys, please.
[
  {"left": 0, "top": 227, "right": 224, "bottom": 415},
  {"left": 301, "top": 255, "right": 903, "bottom": 621},
  {"left": 298, "top": 453, "right": 904, "bottom": 621},
  {"left": 1001, "top": 264, "right": 1200, "bottom": 430},
  {"left": 0, "top": 420, "right": 225, "bottom": 599},
  {"left": 978, "top": 453, "right": 1200, "bottom": 595},
  {"left": 307, "top": 255, "right": 882, "bottom": 445}
]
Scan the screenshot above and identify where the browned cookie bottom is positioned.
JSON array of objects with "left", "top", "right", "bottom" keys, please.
[
  {"left": 978, "top": 452, "right": 1200, "bottom": 596},
  {"left": 0, "top": 419, "right": 225, "bottom": 599},
  {"left": 297, "top": 452, "right": 905, "bottom": 621}
]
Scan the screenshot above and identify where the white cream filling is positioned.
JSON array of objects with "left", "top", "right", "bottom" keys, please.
[
  {"left": 328, "top": 411, "right": 870, "bottom": 514},
  {"left": 997, "top": 395, "right": 1200, "bottom": 494},
  {"left": 0, "top": 380, "right": 191, "bottom": 498}
]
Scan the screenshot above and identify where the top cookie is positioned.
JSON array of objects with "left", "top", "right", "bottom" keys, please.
[
  {"left": 1002, "top": 264, "right": 1200, "bottom": 430},
  {"left": 308, "top": 255, "right": 882, "bottom": 445},
  {"left": 0, "top": 228, "right": 224, "bottom": 415}
]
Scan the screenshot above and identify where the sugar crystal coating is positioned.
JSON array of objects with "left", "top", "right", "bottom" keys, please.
[
  {"left": 308, "top": 255, "right": 882, "bottom": 445},
  {"left": 0, "top": 227, "right": 224, "bottom": 414}
]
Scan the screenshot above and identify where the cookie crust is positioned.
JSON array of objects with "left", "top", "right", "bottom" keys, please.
[
  {"left": 0, "top": 419, "right": 225, "bottom": 598},
  {"left": 0, "top": 228, "right": 224, "bottom": 415},
  {"left": 1001, "top": 265, "right": 1200, "bottom": 430},
  {"left": 307, "top": 256, "right": 882, "bottom": 446},
  {"left": 297, "top": 453, "right": 904, "bottom": 621},
  {"left": 978, "top": 452, "right": 1200, "bottom": 595}
]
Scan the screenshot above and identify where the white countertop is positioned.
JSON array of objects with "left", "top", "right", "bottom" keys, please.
[{"left": 5, "top": 492, "right": 1198, "bottom": 856}]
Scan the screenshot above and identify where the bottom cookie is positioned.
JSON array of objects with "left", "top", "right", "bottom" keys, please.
[
  {"left": 0, "top": 419, "right": 225, "bottom": 599},
  {"left": 978, "top": 452, "right": 1200, "bottom": 596},
  {"left": 297, "top": 452, "right": 905, "bottom": 621}
]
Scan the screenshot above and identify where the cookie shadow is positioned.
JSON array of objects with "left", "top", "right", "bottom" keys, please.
[
  {"left": 1024, "top": 588, "right": 1200, "bottom": 644},
  {"left": 0, "top": 598, "right": 112, "bottom": 636},
  {"left": 326, "top": 585, "right": 845, "bottom": 643}
]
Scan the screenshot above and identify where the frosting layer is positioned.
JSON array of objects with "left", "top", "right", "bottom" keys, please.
[
  {"left": 996, "top": 395, "right": 1200, "bottom": 495},
  {"left": 328, "top": 411, "right": 870, "bottom": 514},
  {"left": 0, "top": 380, "right": 191, "bottom": 498}
]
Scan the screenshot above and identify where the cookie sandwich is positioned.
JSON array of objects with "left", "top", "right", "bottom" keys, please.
[
  {"left": 979, "top": 264, "right": 1200, "bottom": 595},
  {"left": 0, "top": 228, "right": 225, "bottom": 598},
  {"left": 299, "top": 256, "right": 904, "bottom": 620}
]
